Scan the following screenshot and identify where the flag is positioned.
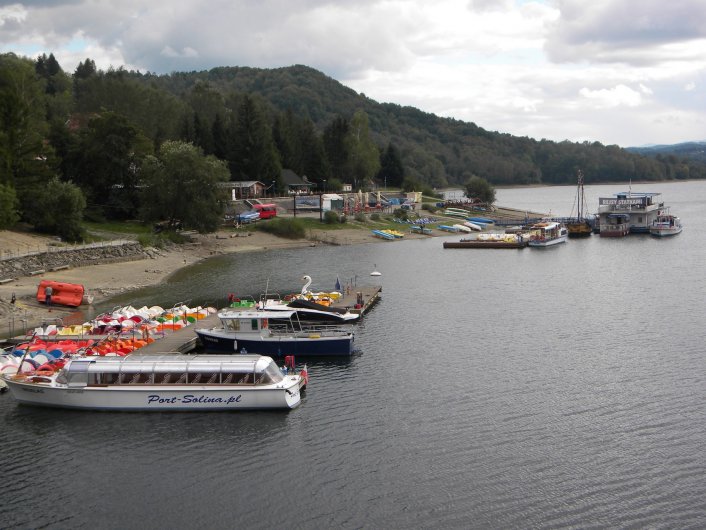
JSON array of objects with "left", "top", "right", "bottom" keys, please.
[{"left": 335, "top": 276, "right": 342, "bottom": 292}]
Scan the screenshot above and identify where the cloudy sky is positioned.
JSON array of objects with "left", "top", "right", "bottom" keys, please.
[{"left": 2, "top": 0, "right": 705, "bottom": 147}]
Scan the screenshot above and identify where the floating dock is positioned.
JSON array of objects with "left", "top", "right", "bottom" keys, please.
[
  {"left": 443, "top": 240, "right": 528, "bottom": 249},
  {"left": 328, "top": 285, "right": 382, "bottom": 316}
]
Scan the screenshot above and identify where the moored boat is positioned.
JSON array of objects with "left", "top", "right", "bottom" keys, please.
[
  {"left": 597, "top": 191, "right": 664, "bottom": 235},
  {"left": 196, "top": 309, "right": 354, "bottom": 357},
  {"left": 567, "top": 170, "right": 593, "bottom": 238},
  {"left": 2, "top": 354, "right": 307, "bottom": 410},
  {"left": 527, "top": 221, "right": 568, "bottom": 247},
  {"left": 261, "top": 297, "right": 360, "bottom": 323},
  {"left": 650, "top": 212, "right": 682, "bottom": 237}
]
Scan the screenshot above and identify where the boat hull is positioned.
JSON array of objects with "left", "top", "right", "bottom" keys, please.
[
  {"left": 566, "top": 222, "right": 592, "bottom": 238},
  {"left": 196, "top": 328, "right": 354, "bottom": 357},
  {"left": 650, "top": 227, "right": 682, "bottom": 237},
  {"left": 528, "top": 235, "right": 567, "bottom": 247},
  {"left": 3, "top": 379, "right": 302, "bottom": 410}
]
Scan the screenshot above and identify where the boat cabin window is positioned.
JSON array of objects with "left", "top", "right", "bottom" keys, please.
[
  {"left": 223, "top": 318, "right": 241, "bottom": 331},
  {"left": 250, "top": 319, "right": 258, "bottom": 330}
]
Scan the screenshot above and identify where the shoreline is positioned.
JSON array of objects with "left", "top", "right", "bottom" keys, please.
[{"left": 0, "top": 227, "right": 408, "bottom": 336}]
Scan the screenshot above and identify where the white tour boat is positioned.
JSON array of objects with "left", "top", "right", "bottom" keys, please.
[
  {"left": 527, "top": 221, "right": 568, "bottom": 247},
  {"left": 2, "top": 354, "right": 307, "bottom": 411}
]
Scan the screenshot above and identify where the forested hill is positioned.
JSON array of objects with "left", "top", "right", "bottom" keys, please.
[
  {"left": 626, "top": 142, "right": 706, "bottom": 163},
  {"left": 132, "top": 64, "right": 706, "bottom": 186}
]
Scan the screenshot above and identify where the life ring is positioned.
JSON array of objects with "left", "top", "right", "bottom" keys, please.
[{"left": 36, "top": 363, "right": 56, "bottom": 375}]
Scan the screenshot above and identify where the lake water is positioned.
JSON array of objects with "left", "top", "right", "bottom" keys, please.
[{"left": 2, "top": 181, "right": 705, "bottom": 529}]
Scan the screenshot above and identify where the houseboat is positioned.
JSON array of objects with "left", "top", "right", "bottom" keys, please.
[
  {"left": 195, "top": 310, "right": 354, "bottom": 357},
  {"left": 597, "top": 192, "right": 664, "bottom": 236},
  {"left": 2, "top": 354, "right": 307, "bottom": 411}
]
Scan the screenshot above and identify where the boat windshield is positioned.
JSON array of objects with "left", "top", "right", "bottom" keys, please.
[{"left": 262, "top": 362, "right": 284, "bottom": 384}]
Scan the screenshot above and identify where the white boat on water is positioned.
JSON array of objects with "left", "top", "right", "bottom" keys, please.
[
  {"left": 196, "top": 309, "right": 354, "bottom": 357},
  {"left": 527, "top": 221, "right": 568, "bottom": 247},
  {"left": 261, "top": 298, "right": 360, "bottom": 323},
  {"left": 2, "top": 354, "right": 307, "bottom": 410},
  {"left": 650, "top": 213, "right": 682, "bottom": 237}
]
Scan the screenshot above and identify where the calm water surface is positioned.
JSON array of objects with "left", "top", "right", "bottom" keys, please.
[{"left": 2, "top": 181, "right": 705, "bottom": 529}]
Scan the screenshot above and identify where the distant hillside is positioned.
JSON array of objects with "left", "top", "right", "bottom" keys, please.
[
  {"left": 134, "top": 65, "right": 705, "bottom": 186},
  {"left": 626, "top": 142, "right": 706, "bottom": 163}
]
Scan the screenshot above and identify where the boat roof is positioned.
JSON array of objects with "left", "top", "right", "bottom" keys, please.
[
  {"left": 66, "top": 354, "right": 275, "bottom": 373},
  {"left": 531, "top": 221, "right": 559, "bottom": 229},
  {"left": 217, "top": 309, "right": 296, "bottom": 319},
  {"left": 612, "top": 191, "right": 661, "bottom": 197}
]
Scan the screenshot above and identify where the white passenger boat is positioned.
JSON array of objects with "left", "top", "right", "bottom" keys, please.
[
  {"left": 196, "top": 310, "right": 354, "bottom": 357},
  {"left": 650, "top": 213, "right": 682, "bottom": 237},
  {"left": 527, "top": 221, "right": 568, "bottom": 247},
  {"left": 1, "top": 354, "right": 307, "bottom": 411}
]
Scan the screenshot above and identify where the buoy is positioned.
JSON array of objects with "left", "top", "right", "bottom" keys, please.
[{"left": 370, "top": 264, "right": 381, "bottom": 276}]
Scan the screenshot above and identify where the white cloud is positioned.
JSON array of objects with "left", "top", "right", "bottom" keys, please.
[
  {"left": 0, "top": 0, "right": 705, "bottom": 146},
  {"left": 579, "top": 84, "right": 643, "bottom": 108}
]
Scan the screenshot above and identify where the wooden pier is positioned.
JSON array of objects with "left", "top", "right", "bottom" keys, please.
[{"left": 329, "top": 285, "right": 382, "bottom": 316}]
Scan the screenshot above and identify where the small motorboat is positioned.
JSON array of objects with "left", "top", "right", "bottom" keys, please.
[{"left": 650, "top": 213, "right": 682, "bottom": 237}]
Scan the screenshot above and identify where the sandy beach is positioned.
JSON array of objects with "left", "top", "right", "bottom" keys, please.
[{"left": 0, "top": 226, "right": 409, "bottom": 334}]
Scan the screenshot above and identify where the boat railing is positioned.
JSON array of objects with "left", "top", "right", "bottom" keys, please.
[{"left": 268, "top": 320, "right": 348, "bottom": 331}]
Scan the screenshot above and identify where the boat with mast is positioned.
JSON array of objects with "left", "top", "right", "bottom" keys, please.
[{"left": 566, "top": 169, "right": 592, "bottom": 237}]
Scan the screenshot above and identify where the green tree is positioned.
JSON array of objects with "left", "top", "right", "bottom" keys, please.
[
  {"left": 69, "top": 112, "right": 151, "bottom": 220},
  {"left": 346, "top": 110, "right": 380, "bottom": 189},
  {"left": 35, "top": 53, "right": 71, "bottom": 121},
  {"left": 323, "top": 115, "right": 350, "bottom": 182},
  {"left": 0, "top": 182, "right": 19, "bottom": 228},
  {"left": 377, "top": 142, "right": 404, "bottom": 188},
  {"left": 464, "top": 175, "right": 496, "bottom": 205},
  {"left": 28, "top": 177, "right": 86, "bottom": 241},
  {"left": 228, "top": 95, "right": 281, "bottom": 183},
  {"left": 140, "top": 141, "right": 230, "bottom": 232},
  {"left": 0, "top": 53, "right": 55, "bottom": 217}
]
